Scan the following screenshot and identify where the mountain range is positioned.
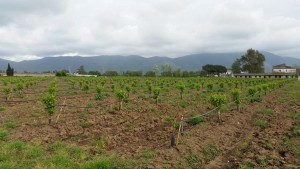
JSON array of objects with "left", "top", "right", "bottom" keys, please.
[{"left": 0, "top": 52, "right": 299, "bottom": 73}]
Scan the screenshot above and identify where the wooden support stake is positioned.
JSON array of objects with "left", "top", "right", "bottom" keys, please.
[
  {"left": 55, "top": 98, "right": 66, "bottom": 124},
  {"left": 176, "top": 115, "right": 184, "bottom": 146},
  {"left": 218, "top": 110, "right": 222, "bottom": 125}
]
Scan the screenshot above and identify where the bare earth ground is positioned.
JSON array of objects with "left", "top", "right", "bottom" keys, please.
[{"left": 0, "top": 79, "right": 299, "bottom": 168}]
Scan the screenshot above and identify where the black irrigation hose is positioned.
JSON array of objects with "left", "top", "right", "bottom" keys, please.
[
  {"left": 55, "top": 102, "right": 112, "bottom": 109},
  {"left": 183, "top": 91, "right": 261, "bottom": 121},
  {"left": 0, "top": 99, "right": 40, "bottom": 103}
]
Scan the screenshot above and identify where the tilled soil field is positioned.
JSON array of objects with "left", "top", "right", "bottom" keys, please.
[{"left": 0, "top": 78, "right": 299, "bottom": 168}]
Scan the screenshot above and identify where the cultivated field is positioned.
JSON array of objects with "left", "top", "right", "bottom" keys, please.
[{"left": 0, "top": 76, "right": 299, "bottom": 168}]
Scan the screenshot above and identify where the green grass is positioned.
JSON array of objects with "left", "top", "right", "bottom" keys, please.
[
  {"left": 47, "top": 141, "right": 67, "bottom": 152},
  {"left": 67, "top": 146, "right": 87, "bottom": 160},
  {"left": 287, "top": 111, "right": 300, "bottom": 120},
  {"left": 179, "top": 101, "right": 189, "bottom": 108},
  {"left": 5, "top": 119, "right": 17, "bottom": 129},
  {"left": 291, "top": 125, "right": 300, "bottom": 137},
  {"left": 81, "top": 156, "right": 131, "bottom": 169},
  {"left": 79, "top": 113, "right": 88, "bottom": 119},
  {"left": 0, "top": 139, "right": 131, "bottom": 169},
  {"left": 262, "top": 108, "right": 273, "bottom": 115},
  {"left": 256, "top": 155, "right": 269, "bottom": 167},
  {"left": 254, "top": 119, "right": 268, "bottom": 129},
  {"left": 185, "top": 153, "right": 201, "bottom": 169},
  {"left": 292, "top": 149, "right": 300, "bottom": 156},
  {"left": 173, "top": 122, "right": 181, "bottom": 130},
  {"left": 140, "top": 149, "right": 158, "bottom": 158},
  {"left": 0, "top": 129, "right": 8, "bottom": 141},
  {"left": 239, "top": 162, "right": 254, "bottom": 169},
  {"left": 220, "top": 105, "right": 228, "bottom": 113},
  {"left": 80, "top": 121, "right": 92, "bottom": 128},
  {"left": 91, "top": 138, "right": 107, "bottom": 154},
  {"left": 26, "top": 144, "right": 44, "bottom": 159},
  {"left": 0, "top": 107, "right": 6, "bottom": 111},
  {"left": 202, "top": 144, "right": 220, "bottom": 163}
]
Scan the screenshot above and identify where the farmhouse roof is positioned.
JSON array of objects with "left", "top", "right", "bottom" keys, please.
[{"left": 273, "top": 64, "right": 294, "bottom": 69}]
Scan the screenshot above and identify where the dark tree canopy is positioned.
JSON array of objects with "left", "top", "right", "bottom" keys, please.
[
  {"left": 6, "top": 63, "right": 14, "bottom": 76},
  {"left": 202, "top": 64, "right": 227, "bottom": 75},
  {"left": 76, "top": 65, "right": 87, "bottom": 75},
  {"left": 231, "top": 59, "right": 241, "bottom": 74},
  {"left": 122, "top": 70, "right": 143, "bottom": 77},
  {"left": 88, "top": 70, "right": 101, "bottom": 76},
  {"left": 161, "top": 63, "right": 173, "bottom": 77},
  {"left": 240, "top": 49, "right": 265, "bottom": 73},
  {"left": 182, "top": 71, "right": 200, "bottom": 77},
  {"left": 144, "top": 70, "right": 156, "bottom": 77},
  {"left": 103, "top": 70, "right": 119, "bottom": 76},
  {"left": 55, "top": 70, "right": 68, "bottom": 76}
]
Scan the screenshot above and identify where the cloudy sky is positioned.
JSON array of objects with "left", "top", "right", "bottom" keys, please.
[{"left": 0, "top": 0, "right": 299, "bottom": 61}]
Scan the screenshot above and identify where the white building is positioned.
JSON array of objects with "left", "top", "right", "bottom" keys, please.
[
  {"left": 272, "top": 64, "right": 296, "bottom": 73},
  {"left": 73, "top": 73, "right": 97, "bottom": 77}
]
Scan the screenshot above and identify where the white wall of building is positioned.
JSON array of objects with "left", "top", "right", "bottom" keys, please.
[{"left": 273, "top": 69, "right": 296, "bottom": 73}]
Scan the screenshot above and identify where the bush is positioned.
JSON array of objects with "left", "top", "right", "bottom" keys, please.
[
  {"left": 207, "top": 83, "right": 213, "bottom": 91},
  {"left": 209, "top": 94, "right": 227, "bottom": 108},
  {"left": 186, "top": 116, "right": 204, "bottom": 125},
  {"left": 173, "top": 122, "right": 181, "bottom": 129},
  {"left": 255, "top": 119, "right": 268, "bottom": 129}
]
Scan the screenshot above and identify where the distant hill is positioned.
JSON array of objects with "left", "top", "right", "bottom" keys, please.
[{"left": 0, "top": 52, "right": 300, "bottom": 73}]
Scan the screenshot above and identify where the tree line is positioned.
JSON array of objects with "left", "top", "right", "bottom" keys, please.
[
  {"left": 53, "top": 63, "right": 230, "bottom": 77},
  {"left": 3, "top": 49, "right": 284, "bottom": 77}
]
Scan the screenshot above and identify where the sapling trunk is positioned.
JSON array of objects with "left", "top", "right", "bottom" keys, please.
[
  {"left": 218, "top": 110, "right": 222, "bottom": 124},
  {"left": 115, "top": 89, "right": 126, "bottom": 111},
  {"left": 170, "top": 134, "right": 175, "bottom": 147},
  {"left": 48, "top": 117, "right": 52, "bottom": 125},
  {"left": 153, "top": 88, "right": 160, "bottom": 105},
  {"left": 119, "top": 101, "right": 122, "bottom": 111}
]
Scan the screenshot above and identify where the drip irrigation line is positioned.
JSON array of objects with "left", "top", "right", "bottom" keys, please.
[
  {"left": 55, "top": 102, "right": 112, "bottom": 109},
  {"left": 183, "top": 91, "right": 261, "bottom": 121},
  {"left": 0, "top": 99, "right": 40, "bottom": 103}
]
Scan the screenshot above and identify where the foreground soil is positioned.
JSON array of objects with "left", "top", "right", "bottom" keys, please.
[{"left": 0, "top": 79, "right": 299, "bottom": 168}]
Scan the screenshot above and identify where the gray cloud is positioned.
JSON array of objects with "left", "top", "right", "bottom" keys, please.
[{"left": 0, "top": 0, "right": 300, "bottom": 61}]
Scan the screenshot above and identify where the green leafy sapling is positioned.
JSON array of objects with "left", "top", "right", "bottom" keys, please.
[
  {"left": 115, "top": 89, "right": 127, "bottom": 111},
  {"left": 231, "top": 88, "right": 241, "bottom": 111},
  {"left": 178, "top": 83, "right": 186, "bottom": 100},
  {"left": 95, "top": 86, "right": 104, "bottom": 100},
  {"left": 209, "top": 94, "right": 227, "bottom": 124},
  {"left": 3, "top": 87, "right": 11, "bottom": 100},
  {"left": 153, "top": 87, "right": 161, "bottom": 105},
  {"left": 42, "top": 93, "right": 56, "bottom": 125}
]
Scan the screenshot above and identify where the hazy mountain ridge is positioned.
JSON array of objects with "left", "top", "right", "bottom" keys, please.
[{"left": 0, "top": 52, "right": 299, "bottom": 73}]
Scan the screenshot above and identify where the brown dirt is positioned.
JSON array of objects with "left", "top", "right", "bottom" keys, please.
[{"left": 1, "top": 79, "right": 299, "bottom": 168}]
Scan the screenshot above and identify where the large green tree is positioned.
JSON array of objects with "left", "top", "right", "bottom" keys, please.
[
  {"left": 231, "top": 59, "right": 241, "bottom": 74},
  {"left": 6, "top": 63, "right": 14, "bottom": 76},
  {"left": 202, "top": 64, "right": 227, "bottom": 75},
  {"left": 76, "top": 65, "right": 87, "bottom": 74},
  {"left": 240, "top": 49, "right": 265, "bottom": 73},
  {"left": 161, "top": 63, "right": 172, "bottom": 77}
]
